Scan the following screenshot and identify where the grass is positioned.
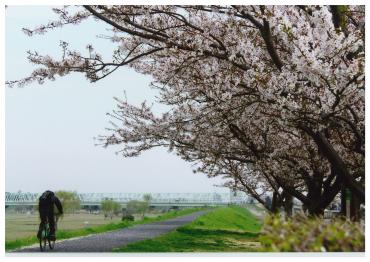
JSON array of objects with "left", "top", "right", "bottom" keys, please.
[
  {"left": 6, "top": 212, "right": 124, "bottom": 241},
  {"left": 115, "top": 205, "right": 262, "bottom": 252},
  {"left": 5, "top": 207, "right": 206, "bottom": 251}
]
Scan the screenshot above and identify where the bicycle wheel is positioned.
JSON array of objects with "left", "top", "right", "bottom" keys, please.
[
  {"left": 48, "top": 238, "right": 55, "bottom": 249},
  {"left": 39, "top": 230, "right": 47, "bottom": 252}
]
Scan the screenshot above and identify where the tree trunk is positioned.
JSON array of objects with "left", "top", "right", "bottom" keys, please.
[
  {"left": 271, "top": 191, "right": 282, "bottom": 213},
  {"left": 309, "top": 175, "right": 342, "bottom": 216},
  {"left": 350, "top": 191, "right": 361, "bottom": 221},
  {"left": 309, "top": 206, "right": 324, "bottom": 217},
  {"left": 298, "top": 126, "right": 365, "bottom": 203},
  {"left": 283, "top": 193, "right": 293, "bottom": 218},
  {"left": 305, "top": 180, "right": 323, "bottom": 217},
  {"left": 314, "top": 132, "right": 364, "bottom": 202}
]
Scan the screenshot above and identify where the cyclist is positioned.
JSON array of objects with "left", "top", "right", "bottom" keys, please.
[{"left": 37, "top": 190, "right": 63, "bottom": 241}]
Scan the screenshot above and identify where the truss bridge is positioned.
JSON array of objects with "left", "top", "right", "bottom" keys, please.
[{"left": 5, "top": 192, "right": 250, "bottom": 208}]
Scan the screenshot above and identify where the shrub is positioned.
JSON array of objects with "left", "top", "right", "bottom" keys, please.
[
  {"left": 121, "top": 215, "right": 135, "bottom": 221},
  {"left": 259, "top": 214, "right": 364, "bottom": 252}
]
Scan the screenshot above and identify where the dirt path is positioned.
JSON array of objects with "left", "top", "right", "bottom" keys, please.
[{"left": 12, "top": 210, "right": 207, "bottom": 253}]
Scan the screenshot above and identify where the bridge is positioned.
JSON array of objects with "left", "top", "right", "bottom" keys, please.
[{"left": 5, "top": 192, "right": 251, "bottom": 208}]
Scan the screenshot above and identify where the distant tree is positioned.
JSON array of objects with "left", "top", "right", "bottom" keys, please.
[
  {"left": 112, "top": 201, "right": 121, "bottom": 217},
  {"left": 101, "top": 198, "right": 121, "bottom": 219},
  {"left": 125, "top": 201, "right": 136, "bottom": 216},
  {"left": 55, "top": 190, "right": 81, "bottom": 214},
  {"left": 127, "top": 200, "right": 149, "bottom": 219},
  {"left": 143, "top": 194, "right": 152, "bottom": 203},
  {"left": 143, "top": 194, "right": 152, "bottom": 214},
  {"left": 101, "top": 199, "right": 112, "bottom": 219}
]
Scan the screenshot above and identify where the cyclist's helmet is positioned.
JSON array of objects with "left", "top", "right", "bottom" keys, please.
[{"left": 40, "top": 190, "right": 54, "bottom": 201}]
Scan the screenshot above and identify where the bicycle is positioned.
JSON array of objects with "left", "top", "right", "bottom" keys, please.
[{"left": 39, "top": 215, "right": 60, "bottom": 252}]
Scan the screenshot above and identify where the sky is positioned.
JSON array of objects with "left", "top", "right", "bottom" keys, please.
[{"left": 5, "top": 6, "right": 229, "bottom": 194}]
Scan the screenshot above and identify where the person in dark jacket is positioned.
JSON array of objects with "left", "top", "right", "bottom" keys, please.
[{"left": 37, "top": 190, "right": 63, "bottom": 240}]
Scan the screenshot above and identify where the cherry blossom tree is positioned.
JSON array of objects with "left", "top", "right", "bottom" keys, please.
[{"left": 7, "top": 5, "right": 365, "bottom": 217}]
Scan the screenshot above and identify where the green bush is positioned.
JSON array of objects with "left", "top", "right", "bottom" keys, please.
[
  {"left": 259, "top": 214, "right": 364, "bottom": 252},
  {"left": 121, "top": 215, "right": 135, "bottom": 221}
]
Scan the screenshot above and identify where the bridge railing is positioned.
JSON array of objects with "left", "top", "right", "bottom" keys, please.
[{"left": 5, "top": 192, "right": 250, "bottom": 206}]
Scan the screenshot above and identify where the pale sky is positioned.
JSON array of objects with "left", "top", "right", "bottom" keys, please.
[{"left": 5, "top": 6, "right": 228, "bottom": 194}]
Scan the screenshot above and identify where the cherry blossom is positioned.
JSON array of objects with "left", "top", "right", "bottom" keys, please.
[{"left": 7, "top": 5, "right": 365, "bottom": 216}]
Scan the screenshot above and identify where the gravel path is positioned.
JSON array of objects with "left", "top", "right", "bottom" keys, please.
[{"left": 12, "top": 210, "right": 207, "bottom": 253}]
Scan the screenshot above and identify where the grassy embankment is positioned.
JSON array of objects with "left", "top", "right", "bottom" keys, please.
[
  {"left": 115, "top": 205, "right": 262, "bottom": 252},
  {"left": 5, "top": 207, "right": 205, "bottom": 251}
]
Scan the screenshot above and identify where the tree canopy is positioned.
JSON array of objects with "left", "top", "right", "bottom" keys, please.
[
  {"left": 101, "top": 198, "right": 121, "bottom": 219},
  {"left": 55, "top": 190, "right": 81, "bottom": 214},
  {"left": 126, "top": 200, "right": 149, "bottom": 218},
  {"left": 7, "top": 5, "right": 365, "bottom": 216}
]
